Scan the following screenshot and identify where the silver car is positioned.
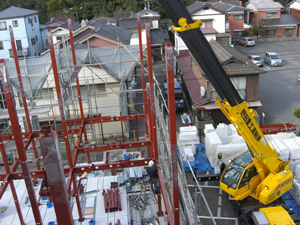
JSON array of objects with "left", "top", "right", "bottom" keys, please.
[
  {"left": 264, "top": 52, "right": 282, "bottom": 67},
  {"left": 237, "top": 37, "right": 255, "bottom": 47},
  {"left": 247, "top": 55, "right": 264, "bottom": 67}
]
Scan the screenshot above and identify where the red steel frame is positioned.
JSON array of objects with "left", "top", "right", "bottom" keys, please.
[{"left": 0, "top": 19, "right": 177, "bottom": 225}]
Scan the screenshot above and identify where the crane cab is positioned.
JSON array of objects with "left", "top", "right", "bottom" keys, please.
[{"left": 220, "top": 151, "right": 261, "bottom": 201}]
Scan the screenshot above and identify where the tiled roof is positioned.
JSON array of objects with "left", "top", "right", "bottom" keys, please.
[
  {"left": 201, "top": 28, "right": 218, "bottom": 34},
  {"left": 262, "top": 14, "right": 300, "bottom": 26},
  {"left": 59, "top": 21, "right": 82, "bottom": 32},
  {"left": 211, "top": 2, "right": 249, "bottom": 12},
  {"left": 177, "top": 50, "right": 210, "bottom": 107},
  {"left": 187, "top": 2, "right": 208, "bottom": 14},
  {"left": 0, "top": 6, "right": 38, "bottom": 20},
  {"left": 287, "top": 0, "right": 300, "bottom": 7},
  {"left": 80, "top": 19, "right": 132, "bottom": 45},
  {"left": 246, "top": 0, "right": 283, "bottom": 9},
  {"left": 95, "top": 17, "right": 118, "bottom": 23},
  {"left": 44, "top": 20, "right": 66, "bottom": 29},
  {"left": 150, "top": 29, "right": 169, "bottom": 44},
  {"left": 118, "top": 17, "right": 153, "bottom": 29}
]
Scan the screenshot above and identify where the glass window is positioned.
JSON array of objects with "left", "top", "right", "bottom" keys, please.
[
  {"left": 34, "top": 16, "right": 37, "bottom": 23},
  {"left": 132, "top": 32, "right": 139, "bottom": 38},
  {"left": 202, "top": 20, "right": 213, "bottom": 28},
  {"left": 234, "top": 15, "right": 243, "bottom": 20},
  {"left": 0, "top": 41, "right": 3, "bottom": 50},
  {"left": 267, "top": 12, "right": 276, "bottom": 17},
  {"left": 12, "top": 20, "right": 18, "bottom": 27},
  {"left": 239, "top": 166, "right": 257, "bottom": 189},
  {"left": 234, "top": 30, "right": 243, "bottom": 36},
  {"left": 0, "top": 22, "right": 7, "bottom": 30},
  {"left": 31, "top": 38, "right": 36, "bottom": 45},
  {"left": 266, "top": 29, "right": 275, "bottom": 37},
  {"left": 284, "top": 28, "right": 293, "bottom": 37}
]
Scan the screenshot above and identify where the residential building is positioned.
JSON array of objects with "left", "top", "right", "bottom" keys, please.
[
  {"left": 246, "top": 0, "right": 300, "bottom": 37},
  {"left": 50, "top": 21, "right": 82, "bottom": 44},
  {"left": 288, "top": 0, "right": 300, "bottom": 20},
  {"left": 177, "top": 40, "right": 265, "bottom": 126},
  {"left": 0, "top": 6, "right": 45, "bottom": 59}
]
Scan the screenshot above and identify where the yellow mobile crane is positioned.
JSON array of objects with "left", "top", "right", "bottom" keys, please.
[{"left": 157, "top": 0, "right": 296, "bottom": 224}]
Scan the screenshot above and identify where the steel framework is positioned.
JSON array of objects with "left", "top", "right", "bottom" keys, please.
[{"left": 0, "top": 17, "right": 180, "bottom": 225}]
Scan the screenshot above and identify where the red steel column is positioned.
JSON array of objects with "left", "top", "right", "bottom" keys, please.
[
  {"left": 39, "top": 126, "right": 73, "bottom": 224},
  {"left": 47, "top": 30, "right": 73, "bottom": 169},
  {"left": 137, "top": 13, "right": 149, "bottom": 136},
  {"left": 145, "top": 21, "right": 158, "bottom": 161},
  {"left": 0, "top": 60, "right": 43, "bottom": 224},
  {"left": 67, "top": 19, "right": 90, "bottom": 162},
  {"left": 9, "top": 26, "right": 40, "bottom": 170},
  {"left": 0, "top": 134, "right": 25, "bottom": 225},
  {"left": 166, "top": 44, "right": 180, "bottom": 224}
]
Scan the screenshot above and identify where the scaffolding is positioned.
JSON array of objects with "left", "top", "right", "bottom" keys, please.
[{"left": 0, "top": 16, "right": 187, "bottom": 225}]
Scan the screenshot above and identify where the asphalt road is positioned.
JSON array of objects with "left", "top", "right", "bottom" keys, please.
[{"left": 235, "top": 41, "right": 300, "bottom": 125}]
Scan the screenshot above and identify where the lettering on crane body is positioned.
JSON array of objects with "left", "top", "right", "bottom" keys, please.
[{"left": 240, "top": 109, "right": 262, "bottom": 142}]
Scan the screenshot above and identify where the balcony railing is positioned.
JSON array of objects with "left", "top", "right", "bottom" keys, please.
[{"left": 9, "top": 48, "right": 29, "bottom": 57}]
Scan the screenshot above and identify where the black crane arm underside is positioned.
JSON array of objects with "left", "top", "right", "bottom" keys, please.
[{"left": 158, "top": 0, "right": 243, "bottom": 106}]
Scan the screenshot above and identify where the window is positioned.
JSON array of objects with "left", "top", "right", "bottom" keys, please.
[
  {"left": 0, "top": 41, "right": 3, "bottom": 50},
  {"left": 16, "top": 40, "right": 22, "bottom": 50},
  {"left": 132, "top": 32, "right": 139, "bottom": 38},
  {"left": 34, "top": 16, "right": 37, "bottom": 23},
  {"left": 267, "top": 12, "right": 276, "bottom": 17},
  {"left": 28, "top": 18, "right": 33, "bottom": 27},
  {"left": 31, "top": 37, "right": 36, "bottom": 45},
  {"left": 284, "top": 28, "right": 293, "bottom": 37},
  {"left": 209, "top": 77, "right": 246, "bottom": 101},
  {"left": 239, "top": 166, "right": 258, "bottom": 189},
  {"left": 266, "top": 29, "right": 275, "bottom": 37},
  {"left": 0, "top": 22, "right": 7, "bottom": 30},
  {"left": 12, "top": 20, "right": 18, "bottom": 27},
  {"left": 234, "top": 15, "right": 243, "bottom": 20},
  {"left": 202, "top": 20, "right": 213, "bottom": 28},
  {"left": 234, "top": 30, "right": 244, "bottom": 36},
  {"left": 296, "top": 10, "right": 300, "bottom": 14}
]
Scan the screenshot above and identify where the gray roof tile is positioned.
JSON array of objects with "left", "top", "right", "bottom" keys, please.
[
  {"left": 0, "top": 6, "right": 38, "bottom": 20},
  {"left": 246, "top": 0, "right": 283, "bottom": 10},
  {"left": 150, "top": 29, "right": 169, "bottom": 44},
  {"left": 59, "top": 21, "right": 82, "bottom": 32},
  {"left": 262, "top": 14, "right": 300, "bottom": 26},
  {"left": 118, "top": 17, "right": 153, "bottom": 29}
]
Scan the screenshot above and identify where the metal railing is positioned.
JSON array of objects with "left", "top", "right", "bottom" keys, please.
[{"left": 9, "top": 47, "right": 29, "bottom": 57}]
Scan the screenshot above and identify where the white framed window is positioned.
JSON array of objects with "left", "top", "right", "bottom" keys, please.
[
  {"left": 132, "top": 32, "right": 139, "bottom": 38},
  {"left": 267, "top": 12, "right": 276, "bottom": 17},
  {"left": 0, "top": 22, "right": 7, "bottom": 30},
  {"left": 209, "top": 77, "right": 246, "bottom": 101},
  {"left": 12, "top": 20, "right": 18, "bottom": 27},
  {"left": 202, "top": 20, "right": 213, "bottom": 28},
  {"left": 234, "top": 30, "right": 244, "bottom": 36},
  {"left": 234, "top": 15, "right": 243, "bottom": 20}
]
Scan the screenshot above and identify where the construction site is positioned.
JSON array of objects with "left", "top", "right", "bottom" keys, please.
[{"left": 2, "top": 1, "right": 300, "bottom": 225}]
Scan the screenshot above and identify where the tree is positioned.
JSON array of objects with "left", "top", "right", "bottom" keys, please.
[
  {"left": 249, "top": 18, "right": 265, "bottom": 38},
  {"left": 293, "top": 106, "right": 300, "bottom": 121}
]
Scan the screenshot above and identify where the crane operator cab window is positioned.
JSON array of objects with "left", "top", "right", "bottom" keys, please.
[
  {"left": 221, "top": 151, "right": 253, "bottom": 189},
  {"left": 239, "top": 166, "right": 258, "bottom": 189}
]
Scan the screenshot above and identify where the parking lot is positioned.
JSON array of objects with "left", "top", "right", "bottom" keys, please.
[{"left": 235, "top": 41, "right": 300, "bottom": 125}]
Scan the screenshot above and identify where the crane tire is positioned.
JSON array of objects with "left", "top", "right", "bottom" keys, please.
[{"left": 238, "top": 214, "right": 250, "bottom": 225}]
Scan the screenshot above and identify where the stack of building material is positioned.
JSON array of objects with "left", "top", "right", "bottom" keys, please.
[
  {"left": 102, "top": 188, "right": 122, "bottom": 213},
  {"left": 178, "top": 126, "right": 199, "bottom": 161},
  {"left": 290, "top": 165, "right": 300, "bottom": 205},
  {"left": 283, "top": 138, "right": 300, "bottom": 171}
]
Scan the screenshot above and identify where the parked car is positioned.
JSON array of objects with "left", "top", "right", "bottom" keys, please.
[
  {"left": 264, "top": 52, "right": 282, "bottom": 67},
  {"left": 247, "top": 55, "right": 264, "bottom": 67},
  {"left": 237, "top": 37, "right": 255, "bottom": 47}
]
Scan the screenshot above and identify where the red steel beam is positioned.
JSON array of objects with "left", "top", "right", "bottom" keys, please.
[
  {"left": 157, "top": 168, "right": 174, "bottom": 225},
  {"left": 145, "top": 21, "right": 158, "bottom": 161},
  {"left": 77, "top": 140, "right": 151, "bottom": 154},
  {"left": 9, "top": 26, "right": 40, "bottom": 170},
  {"left": 0, "top": 60, "right": 43, "bottom": 224},
  {"left": 3, "top": 159, "right": 150, "bottom": 180},
  {"left": 166, "top": 44, "right": 180, "bottom": 225},
  {"left": 39, "top": 126, "right": 73, "bottom": 224}
]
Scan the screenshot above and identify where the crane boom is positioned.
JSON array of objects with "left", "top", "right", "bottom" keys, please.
[{"left": 158, "top": 0, "right": 293, "bottom": 204}]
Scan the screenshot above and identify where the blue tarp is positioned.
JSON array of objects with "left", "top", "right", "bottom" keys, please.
[
  {"left": 282, "top": 191, "right": 300, "bottom": 217},
  {"left": 178, "top": 143, "right": 214, "bottom": 174}
]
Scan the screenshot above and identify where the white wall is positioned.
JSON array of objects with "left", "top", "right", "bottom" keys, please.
[
  {"left": 0, "top": 18, "right": 28, "bottom": 59},
  {"left": 130, "top": 29, "right": 146, "bottom": 45},
  {"left": 192, "top": 8, "right": 226, "bottom": 33}
]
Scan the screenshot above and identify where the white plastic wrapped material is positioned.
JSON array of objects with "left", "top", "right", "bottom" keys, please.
[
  {"left": 290, "top": 160, "right": 300, "bottom": 172},
  {"left": 228, "top": 124, "right": 237, "bottom": 136},
  {"left": 183, "top": 145, "right": 196, "bottom": 155},
  {"left": 265, "top": 132, "right": 297, "bottom": 141},
  {"left": 183, "top": 147, "right": 195, "bottom": 161},
  {"left": 215, "top": 123, "right": 230, "bottom": 144},
  {"left": 178, "top": 130, "right": 200, "bottom": 146},
  {"left": 295, "top": 165, "right": 300, "bottom": 183},
  {"left": 291, "top": 179, "right": 300, "bottom": 200},
  {"left": 204, "top": 124, "right": 215, "bottom": 134},
  {"left": 205, "top": 131, "right": 222, "bottom": 165},
  {"left": 283, "top": 139, "right": 300, "bottom": 160},
  {"left": 269, "top": 139, "right": 290, "bottom": 160},
  {"left": 179, "top": 126, "right": 198, "bottom": 135},
  {"left": 295, "top": 137, "right": 300, "bottom": 146}
]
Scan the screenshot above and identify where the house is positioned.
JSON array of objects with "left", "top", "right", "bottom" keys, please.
[
  {"left": 177, "top": 40, "right": 265, "bottom": 127},
  {"left": 246, "top": 0, "right": 300, "bottom": 37},
  {"left": 4, "top": 44, "right": 141, "bottom": 139},
  {"left": 95, "top": 17, "right": 118, "bottom": 26},
  {"left": 0, "top": 6, "right": 46, "bottom": 59},
  {"left": 50, "top": 21, "right": 82, "bottom": 44}
]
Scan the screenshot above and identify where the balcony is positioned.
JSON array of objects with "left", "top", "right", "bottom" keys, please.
[{"left": 9, "top": 48, "right": 29, "bottom": 58}]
